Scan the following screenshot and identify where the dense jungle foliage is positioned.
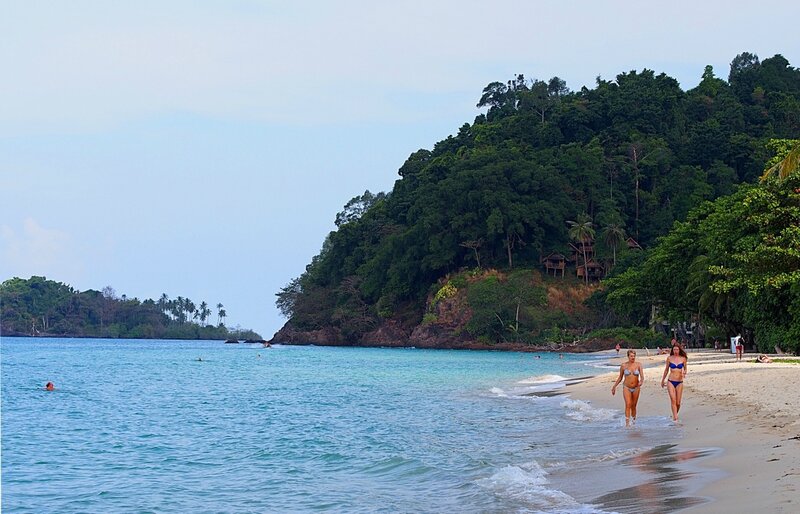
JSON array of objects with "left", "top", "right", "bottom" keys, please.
[
  {"left": 0, "top": 276, "right": 261, "bottom": 340},
  {"left": 276, "top": 53, "right": 800, "bottom": 351}
]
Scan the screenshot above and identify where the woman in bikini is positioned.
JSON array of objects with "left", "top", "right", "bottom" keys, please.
[
  {"left": 611, "top": 349, "right": 644, "bottom": 427},
  {"left": 661, "top": 344, "right": 688, "bottom": 422}
]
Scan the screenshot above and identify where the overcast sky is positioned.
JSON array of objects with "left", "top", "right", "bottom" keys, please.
[{"left": 2, "top": 1, "right": 798, "bottom": 338}]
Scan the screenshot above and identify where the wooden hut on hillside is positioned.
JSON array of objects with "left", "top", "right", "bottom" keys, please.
[
  {"left": 626, "top": 237, "right": 642, "bottom": 250},
  {"left": 576, "top": 259, "right": 605, "bottom": 281},
  {"left": 541, "top": 253, "right": 566, "bottom": 277},
  {"left": 567, "top": 240, "right": 595, "bottom": 264}
]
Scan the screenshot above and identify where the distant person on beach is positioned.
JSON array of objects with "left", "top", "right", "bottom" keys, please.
[
  {"left": 611, "top": 349, "right": 644, "bottom": 427},
  {"left": 735, "top": 335, "right": 744, "bottom": 361},
  {"left": 45, "top": 382, "right": 55, "bottom": 391},
  {"left": 713, "top": 338, "right": 720, "bottom": 351},
  {"left": 756, "top": 354, "right": 772, "bottom": 363},
  {"left": 661, "top": 345, "right": 688, "bottom": 423},
  {"left": 615, "top": 342, "right": 621, "bottom": 354}
]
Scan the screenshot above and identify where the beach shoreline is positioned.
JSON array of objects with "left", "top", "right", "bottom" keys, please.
[{"left": 563, "top": 349, "right": 800, "bottom": 513}]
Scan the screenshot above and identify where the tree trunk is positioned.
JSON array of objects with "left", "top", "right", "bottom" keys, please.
[{"left": 582, "top": 247, "right": 589, "bottom": 284}]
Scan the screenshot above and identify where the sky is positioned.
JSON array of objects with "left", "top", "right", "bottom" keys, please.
[{"left": 2, "top": 1, "right": 798, "bottom": 338}]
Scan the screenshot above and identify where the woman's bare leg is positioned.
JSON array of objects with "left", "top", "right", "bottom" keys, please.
[
  {"left": 623, "top": 388, "right": 633, "bottom": 426},
  {"left": 674, "top": 383, "right": 683, "bottom": 417},
  {"left": 667, "top": 383, "right": 679, "bottom": 421},
  {"left": 630, "top": 388, "right": 640, "bottom": 422}
]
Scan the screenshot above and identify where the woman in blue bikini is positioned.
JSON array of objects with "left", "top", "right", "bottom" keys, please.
[
  {"left": 611, "top": 349, "right": 644, "bottom": 427},
  {"left": 661, "top": 344, "right": 688, "bottom": 422}
]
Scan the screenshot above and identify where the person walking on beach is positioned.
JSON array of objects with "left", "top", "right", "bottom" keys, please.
[
  {"left": 661, "top": 345, "right": 688, "bottom": 423},
  {"left": 615, "top": 342, "right": 621, "bottom": 354},
  {"left": 611, "top": 349, "right": 644, "bottom": 427},
  {"left": 735, "top": 334, "right": 744, "bottom": 361}
]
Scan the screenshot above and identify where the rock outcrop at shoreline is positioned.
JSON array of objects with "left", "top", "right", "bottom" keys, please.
[{"left": 268, "top": 319, "right": 611, "bottom": 352}]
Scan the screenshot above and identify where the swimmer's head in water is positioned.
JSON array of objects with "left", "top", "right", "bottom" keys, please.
[{"left": 45, "top": 382, "right": 55, "bottom": 391}]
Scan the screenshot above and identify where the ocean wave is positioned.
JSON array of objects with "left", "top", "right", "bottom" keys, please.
[
  {"left": 560, "top": 399, "right": 617, "bottom": 422},
  {"left": 489, "top": 387, "right": 509, "bottom": 397},
  {"left": 517, "top": 374, "right": 569, "bottom": 385},
  {"left": 476, "top": 461, "right": 608, "bottom": 513},
  {"left": 547, "top": 447, "right": 647, "bottom": 469}
]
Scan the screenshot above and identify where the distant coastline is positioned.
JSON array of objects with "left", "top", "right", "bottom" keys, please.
[{"left": 0, "top": 276, "right": 262, "bottom": 341}]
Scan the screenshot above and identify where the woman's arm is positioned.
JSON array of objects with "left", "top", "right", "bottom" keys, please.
[
  {"left": 638, "top": 363, "right": 644, "bottom": 386},
  {"left": 611, "top": 366, "right": 624, "bottom": 395},
  {"left": 661, "top": 360, "right": 669, "bottom": 387}
]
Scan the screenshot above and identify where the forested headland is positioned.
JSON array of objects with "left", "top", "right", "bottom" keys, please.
[
  {"left": 0, "top": 276, "right": 262, "bottom": 340},
  {"left": 272, "top": 52, "right": 800, "bottom": 354}
]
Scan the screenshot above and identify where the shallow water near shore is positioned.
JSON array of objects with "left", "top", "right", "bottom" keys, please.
[{"left": 2, "top": 338, "right": 721, "bottom": 513}]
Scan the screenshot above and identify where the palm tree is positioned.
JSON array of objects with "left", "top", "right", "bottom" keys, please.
[
  {"left": 158, "top": 293, "right": 169, "bottom": 313},
  {"left": 175, "top": 296, "right": 186, "bottom": 323},
  {"left": 218, "top": 308, "right": 227, "bottom": 327},
  {"left": 761, "top": 140, "right": 800, "bottom": 181},
  {"left": 602, "top": 224, "right": 627, "bottom": 267},
  {"left": 568, "top": 214, "right": 596, "bottom": 284},
  {"left": 198, "top": 301, "right": 210, "bottom": 326},
  {"left": 216, "top": 303, "right": 224, "bottom": 326},
  {"left": 186, "top": 300, "right": 196, "bottom": 323}
]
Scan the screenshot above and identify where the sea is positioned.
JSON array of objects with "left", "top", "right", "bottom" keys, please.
[{"left": 1, "top": 338, "right": 721, "bottom": 513}]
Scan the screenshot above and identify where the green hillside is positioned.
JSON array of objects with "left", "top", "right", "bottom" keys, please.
[{"left": 275, "top": 53, "right": 800, "bottom": 351}]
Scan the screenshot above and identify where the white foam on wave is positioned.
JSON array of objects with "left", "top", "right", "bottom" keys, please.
[
  {"left": 560, "top": 399, "right": 617, "bottom": 422},
  {"left": 547, "top": 447, "right": 646, "bottom": 469},
  {"left": 477, "top": 460, "right": 607, "bottom": 513},
  {"left": 517, "top": 374, "right": 569, "bottom": 385},
  {"left": 489, "top": 387, "right": 509, "bottom": 397}
]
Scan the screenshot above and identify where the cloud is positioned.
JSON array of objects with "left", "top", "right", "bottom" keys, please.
[{"left": 0, "top": 218, "right": 80, "bottom": 281}]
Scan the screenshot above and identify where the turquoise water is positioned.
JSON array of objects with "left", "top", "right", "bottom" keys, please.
[{"left": 2, "top": 338, "right": 713, "bottom": 513}]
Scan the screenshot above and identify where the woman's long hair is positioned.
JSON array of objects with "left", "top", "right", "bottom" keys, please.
[{"left": 671, "top": 345, "right": 688, "bottom": 360}]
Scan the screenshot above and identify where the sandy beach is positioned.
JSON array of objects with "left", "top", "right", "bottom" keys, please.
[{"left": 565, "top": 350, "right": 800, "bottom": 513}]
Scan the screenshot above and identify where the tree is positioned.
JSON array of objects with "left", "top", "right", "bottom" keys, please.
[
  {"left": 602, "top": 224, "right": 627, "bottom": 266},
  {"left": 459, "top": 239, "right": 483, "bottom": 268},
  {"left": 158, "top": 293, "right": 169, "bottom": 313},
  {"left": 216, "top": 303, "right": 224, "bottom": 326},
  {"left": 568, "top": 214, "right": 596, "bottom": 284},
  {"left": 335, "top": 190, "right": 386, "bottom": 227},
  {"left": 761, "top": 139, "right": 800, "bottom": 181},
  {"left": 198, "top": 301, "right": 210, "bottom": 325}
]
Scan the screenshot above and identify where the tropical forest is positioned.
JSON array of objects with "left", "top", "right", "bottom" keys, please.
[{"left": 273, "top": 52, "right": 800, "bottom": 354}]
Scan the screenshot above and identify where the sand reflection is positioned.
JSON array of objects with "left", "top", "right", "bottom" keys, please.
[{"left": 591, "top": 444, "right": 721, "bottom": 513}]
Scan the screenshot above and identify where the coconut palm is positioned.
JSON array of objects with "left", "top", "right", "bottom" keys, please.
[
  {"left": 602, "top": 224, "right": 627, "bottom": 267},
  {"left": 567, "top": 213, "right": 596, "bottom": 284},
  {"left": 216, "top": 303, "right": 224, "bottom": 326},
  {"left": 198, "top": 301, "right": 211, "bottom": 326},
  {"left": 158, "top": 293, "right": 169, "bottom": 313},
  {"left": 761, "top": 139, "right": 800, "bottom": 181}
]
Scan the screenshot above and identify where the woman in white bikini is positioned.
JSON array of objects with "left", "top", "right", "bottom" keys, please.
[
  {"left": 661, "top": 344, "right": 688, "bottom": 422},
  {"left": 611, "top": 349, "right": 644, "bottom": 427}
]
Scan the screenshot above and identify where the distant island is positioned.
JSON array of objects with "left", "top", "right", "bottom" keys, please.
[
  {"left": 0, "top": 276, "right": 262, "bottom": 341},
  {"left": 270, "top": 52, "right": 800, "bottom": 355}
]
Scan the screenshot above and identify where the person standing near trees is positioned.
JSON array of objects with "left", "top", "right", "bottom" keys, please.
[{"left": 735, "top": 334, "right": 744, "bottom": 361}]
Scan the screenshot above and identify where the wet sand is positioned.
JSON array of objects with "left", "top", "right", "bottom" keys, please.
[{"left": 564, "top": 350, "right": 800, "bottom": 513}]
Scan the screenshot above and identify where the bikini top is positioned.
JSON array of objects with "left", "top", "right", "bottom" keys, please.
[
  {"left": 623, "top": 368, "right": 640, "bottom": 376},
  {"left": 669, "top": 362, "right": 685, "bottom": 369}
]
